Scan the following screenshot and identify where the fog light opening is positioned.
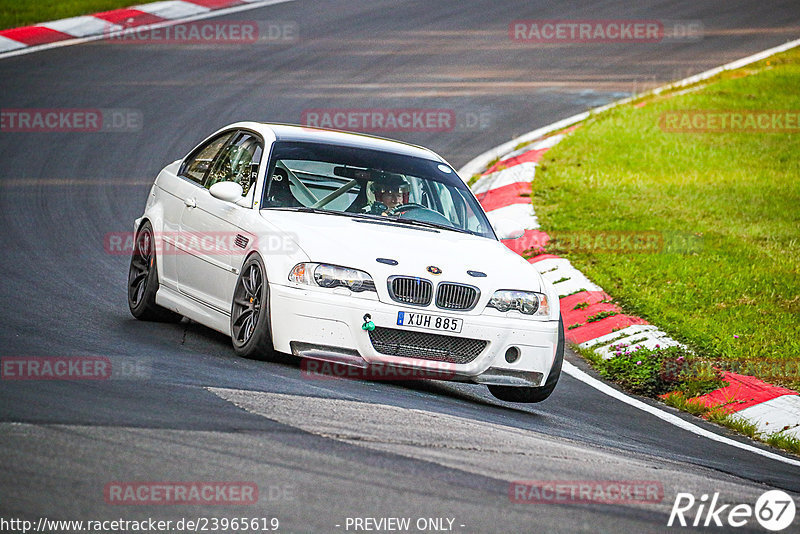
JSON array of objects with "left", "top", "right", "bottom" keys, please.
[{"left": 504, "top": 346, "right": 520, "bottom": 364}]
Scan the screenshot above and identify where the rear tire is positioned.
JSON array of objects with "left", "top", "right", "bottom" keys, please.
[
  {"left": 231, "top": 254, "right": 275, "bottom": 360},
  {"left": 488, "top": 316, "right": 564, "bottom": 403},
  {"left": 127, "top": 221, "right": 182, "bottom": 322}
]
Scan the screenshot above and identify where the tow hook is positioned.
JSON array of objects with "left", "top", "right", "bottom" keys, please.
[{"left": 361, "top": 313, "right": 376, "bottom": 331}]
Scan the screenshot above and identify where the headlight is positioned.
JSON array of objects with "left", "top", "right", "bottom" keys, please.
[
  {"left": 289, "top": 263, "right": 376, "bottom": 293},
  {"left": 487, "top": 290, "right": 549, "bottom": 316}
]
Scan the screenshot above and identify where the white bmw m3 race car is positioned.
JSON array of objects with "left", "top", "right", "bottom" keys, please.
[{"left": 128, "top": 122, "right": 564, "bottom": 402}]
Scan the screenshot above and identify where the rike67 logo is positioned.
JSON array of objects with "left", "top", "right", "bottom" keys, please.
[{"left": 668, "top": 490, "right": 796, "bottom": 531}]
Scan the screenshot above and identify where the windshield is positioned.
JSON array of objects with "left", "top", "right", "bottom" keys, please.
[{"left": 260, "top": 141, "right": 496, "bottom": 239}]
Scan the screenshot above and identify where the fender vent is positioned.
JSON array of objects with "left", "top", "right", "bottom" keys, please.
[{"left": 234, "top": 234, "right": 249, "bottom": 249}]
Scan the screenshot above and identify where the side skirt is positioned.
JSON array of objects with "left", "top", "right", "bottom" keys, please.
[{"left": 156, "top": 285, "right": 231, "bottom": 336}]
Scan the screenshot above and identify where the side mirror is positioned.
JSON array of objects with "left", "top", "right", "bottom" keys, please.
[
  {"left": 209, "top": 181, "right": 243, "bottom": 203},
  {"left": 487, "top": 214, "right": 525, "bottom": 240}
]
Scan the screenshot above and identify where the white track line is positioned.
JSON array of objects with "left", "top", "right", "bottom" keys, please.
[
  {"left": 0, "top": 0, "right": 297, "bottom": 60},
  {"left": 8, "top": 1, "right": 798, "bottom": 464},
  {"left": 461, "top": 39, "right": 800, "bottom": 466},
  {"left": 563, "top": 362, "right": 800, "bottom": 467},
  {"left": 458, "top": 37, "right": 800, "bottom": 179}
]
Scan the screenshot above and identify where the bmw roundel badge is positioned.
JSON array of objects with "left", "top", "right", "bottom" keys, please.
[{"left": 426, "top": 265, "right": 442, "bottom": 275}]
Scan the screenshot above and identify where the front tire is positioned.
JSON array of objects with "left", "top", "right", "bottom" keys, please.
[
  {"left": 488, "top": 316, "right": 564, "bottom": 403},
  {"left": 231, "top": 254, "right": 275, "bottom": 360},
  {"left": 127, "top": 221, "right": 182, "bottom": 322}
]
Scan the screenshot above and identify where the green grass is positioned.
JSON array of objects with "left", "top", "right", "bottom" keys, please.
[
  {"left": 663, "top": 392, "right": 713, "bottom": 416},
  {"left": 765, "top": 432, "right": 800, "bottom": 454},
  {"left": 586, "top": 310, "right": 618, "bottom": 323},
  {"left": 580, "top": 344, "right": 726, "bottom": 398},
  {"left": 0, "top": 0, "right": 161, "bottom": 30},
  {"left": 706, "top": 410, "right": 761, "bottom": 439},
  {"left": 585, "top": 349, "right": 800, "bottom": 455},
  {"left": 535, "top": 49, "right": 800, "bottom": 391}
]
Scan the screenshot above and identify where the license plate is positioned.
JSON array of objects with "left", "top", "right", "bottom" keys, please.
[{"left": 396, "top": 311, "right": 463, "bottom": 333}]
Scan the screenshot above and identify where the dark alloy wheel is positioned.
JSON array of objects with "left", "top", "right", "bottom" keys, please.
[
  {"left": 127, "top": 221, "right": 182, "bottom": 322},
  {"left": 231, "top": 254, "right": 275, "bottom": 360}
]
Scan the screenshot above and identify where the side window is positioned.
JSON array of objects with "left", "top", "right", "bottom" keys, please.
[
  {"left": 205, "top": 132, "right": 263, "bottom": 196},
  {"left": 180, "top": 132, "right": 235, "bottom": 185}
]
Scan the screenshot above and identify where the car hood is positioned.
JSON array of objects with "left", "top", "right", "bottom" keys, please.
[{"left": 260, "top": 209, "right": 543, "bottom": 292}]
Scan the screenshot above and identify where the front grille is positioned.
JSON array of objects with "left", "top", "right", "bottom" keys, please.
[
  {"left": 388, "top": 276, "right": 433, "bottom": 306},
  {"left": 368, "top": 327, "right": 487, "bottom": 365},
  {"left": 436, "top": 283, "right": 479, "bottom": 311}
]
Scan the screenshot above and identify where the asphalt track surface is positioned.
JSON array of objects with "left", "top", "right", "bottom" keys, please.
[{"left": 1, "top": 1, "right": 800, "bottom": 532}]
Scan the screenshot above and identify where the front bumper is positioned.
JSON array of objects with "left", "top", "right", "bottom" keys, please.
[{"left": 269, "top": 283, "right": 560, "bottom": 387}]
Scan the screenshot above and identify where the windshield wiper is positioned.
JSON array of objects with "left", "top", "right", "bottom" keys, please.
[
  {"left": 267, "top": 206, "right": 375, "bottom": 221},
  {"left": 266, "top": 207, "right": 476, "bottom": 235},
  {"left": 385, "top": 217, "right": 473, "bottom": 235}
]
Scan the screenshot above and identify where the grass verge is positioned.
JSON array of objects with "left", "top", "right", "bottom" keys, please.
[
  {"left": 0, "top": 0, "right": 161, "bottom": 31},
  {"left": 578, "top": 344, "right": 726, "bottom": 398},
  {"left": 531, "top": 47, "right": 800, "bottom": 455},
  {"left": 535, "top": 48, "right": 800, "bottom": 392},
  {"left": 577, "top": 343, "right": 800, "bottom": 455}
]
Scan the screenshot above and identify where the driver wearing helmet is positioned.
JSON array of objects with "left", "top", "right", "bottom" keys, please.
[{"left": 365, "top": 172, "right": 409, "bottom": 216}]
